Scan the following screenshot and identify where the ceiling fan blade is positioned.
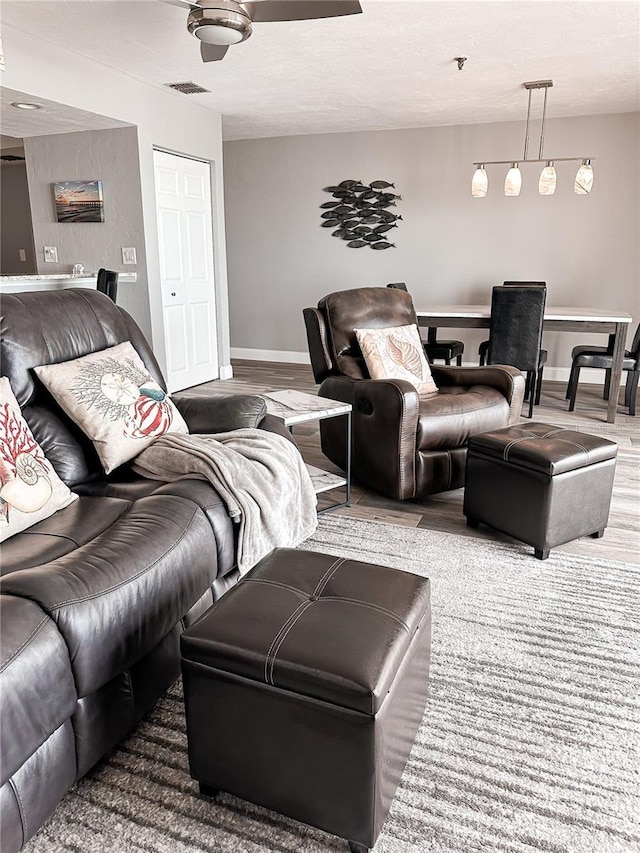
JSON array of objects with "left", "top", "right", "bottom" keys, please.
[
  {"left": 246, "top": 0, "right": 362, "bottom": 23},
  {"left": 161, "top": 0, "right": 200, "bottom": 10},
  {"left": 201, "top": 42, "right": 230, "bottom": 62}
]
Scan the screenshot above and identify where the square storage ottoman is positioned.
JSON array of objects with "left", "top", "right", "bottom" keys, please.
[
  {"left": 180, "top": 547, "right": 431, "bottom": 853},
  {"left": 464, "top": 422, "right": 618, "bottom": 559}
]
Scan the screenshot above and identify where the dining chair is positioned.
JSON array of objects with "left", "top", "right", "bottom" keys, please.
[
  {"left": 478, "top": 282, "right": 546, "bottom": 366},
  {"left": 486, "top": 285, "right": 547, "bottom": 419},
  {"left": 96, "top": 268, "right": 119, "bottom": 303},
  {"left": 386, "top": 283, "right": 464, "bottom": 365},
  {"left": 567, "top": 322, "right": 640, "bottom": 415}
]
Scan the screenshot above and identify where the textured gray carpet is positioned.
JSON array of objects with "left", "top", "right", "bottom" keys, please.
[{"left": 25, "top": 516, "right": 640, "bottom": 853}]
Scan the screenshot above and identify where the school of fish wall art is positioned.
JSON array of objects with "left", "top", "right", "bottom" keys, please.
[{"left": 320, "top": 179, "right": 401, "bottom": 249}]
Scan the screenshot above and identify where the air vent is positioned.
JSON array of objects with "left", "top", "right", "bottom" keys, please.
[
  {"left": 165, "top": 81, "right": 210, "bottom": 95},
  {"left": 0, "top": 155, "right": 25, "bottom": 162}
]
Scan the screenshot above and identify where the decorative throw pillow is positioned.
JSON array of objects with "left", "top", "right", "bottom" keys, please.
[
  {"left": 0, "top": 376, "right": 78, "bottom": 542},
  {"left": 355, "top": 324, "right": 438, "bottom": 394},
  {"left": 34, "top": 342, "right": 189, "bottom": 474}
]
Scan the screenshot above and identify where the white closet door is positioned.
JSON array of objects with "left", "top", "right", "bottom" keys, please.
[{"left": 153, "top": 149, "right": 218, "bottom": 391}]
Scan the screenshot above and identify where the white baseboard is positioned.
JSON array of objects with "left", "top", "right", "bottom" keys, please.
[
  {"left": 218, "top": 364, "right": 234, "bottom": 380},
  {"left": 231, "top": 347, "right": 311, "bottom": 364},
  {"left": 229, "top": 350, "right": 620, "bottom": 386}
]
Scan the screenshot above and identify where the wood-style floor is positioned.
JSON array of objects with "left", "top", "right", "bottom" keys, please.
[{"left": 197, "top": 361, "right": 640, "bottom": 565}]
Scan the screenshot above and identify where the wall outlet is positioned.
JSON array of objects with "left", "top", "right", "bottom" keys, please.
[
  {"left": 122, "top": 247, "right": 137, "bottom": 265},
  {"left": 19, "top": 249, "right": 27, "bottom": 262},
  {"left": 43, "top": 246, "right": 58, "bottom": 263}
]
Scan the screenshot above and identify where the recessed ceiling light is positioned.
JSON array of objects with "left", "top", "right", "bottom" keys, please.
[{"left": 11, "top": 102, "right": 42, "bottom": 110}]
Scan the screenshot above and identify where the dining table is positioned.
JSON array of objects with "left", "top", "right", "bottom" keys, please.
[{"left": 415, "top": 305, "right": 633, "bottom": 423}]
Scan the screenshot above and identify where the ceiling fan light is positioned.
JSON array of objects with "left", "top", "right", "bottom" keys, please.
[
  {"left": 187, "top": 6, "right": 252, "bottom": 45},
  {"left": 504, "top": 163, "right": 522, "bottom": 197},
  {"left": 539, "top": 161, "right": 556, "bottom": 195},
  {"left": 575, "top": 159, "right": 593, "bottom": 194},
  {"left": 194, "top": 24, "right": 245, "bottom": 44},
  {"left": 471, "top": 165, "right": 488, "bottom": 198}
]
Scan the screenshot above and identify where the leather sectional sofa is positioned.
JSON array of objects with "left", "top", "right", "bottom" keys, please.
[{"left": 0, "top": 288, "right": 290, "bottom": 851}]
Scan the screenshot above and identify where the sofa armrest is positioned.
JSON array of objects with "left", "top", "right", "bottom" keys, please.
[
  {"left": 172, "top": 392, "right": 267, "bottom": 433},
  {"left": 430, "top": 364, "right": 525, "bottom": 425},
  {"left": 319, "top": 375, "right": 420, "bottom": 500}
]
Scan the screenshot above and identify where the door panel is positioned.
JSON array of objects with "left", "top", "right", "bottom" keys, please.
[{"left": 153, "top": 150, "right": 218, "bottom": 392}]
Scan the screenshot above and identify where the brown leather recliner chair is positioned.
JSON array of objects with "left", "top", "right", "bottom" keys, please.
[{"left": 303, "top": 287, "right": 525, "bottom": 500}]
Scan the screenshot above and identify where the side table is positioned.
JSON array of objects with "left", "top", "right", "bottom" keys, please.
[{"left": 262, "top": 389, "right": 351, "bottom": 513}]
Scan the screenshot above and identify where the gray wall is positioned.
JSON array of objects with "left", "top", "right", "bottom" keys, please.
[
  {"left": 0, "top": 161, "right": 36, "bottom": 274},
  {"left": 24, "top": 126, "right": 152, "bottom": 339},
  {"left": 224, "top": 112, "right": 640, "bottom": 375}
]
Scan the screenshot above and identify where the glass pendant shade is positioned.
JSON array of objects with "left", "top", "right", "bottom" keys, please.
[
  {"left": 471, "top": 166, "right": 488, "bottom": 198},
  {"left": 539, "top": 161, "right": 557, "bottom": 195},
  {"left": 575, "top": 159, "right": 594, "bottom": 194},
  {"left": 504, "top": 163, "right": 522, "bottom": 197}
]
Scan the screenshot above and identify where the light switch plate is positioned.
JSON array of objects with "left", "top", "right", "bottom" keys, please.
[
  {"left": 122, "top": 247, "right": 137, "bottom": 265},
  {"left": 44, "top": 246, "right": 58, "bottom": 263},
  {"left": 19, "top": 249, "right": 27, "bottom": 262}
]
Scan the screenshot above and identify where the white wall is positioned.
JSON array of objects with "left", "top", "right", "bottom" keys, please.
[
  {"left": 1, "top": 25, "right": 231, "bottom": 381},
  {"left": 0, "top": 160, "right": 36, "bottom": 274},
  {"left": 224, "top": 113, "right": 640, "bottom": 376},
  {"left": 24, "top": 127, "right": 151, "bottom": 339}
]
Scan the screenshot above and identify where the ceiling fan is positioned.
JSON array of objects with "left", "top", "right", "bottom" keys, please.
[{"left": 163, "top": 0, "right": 363, "bottom": 63}]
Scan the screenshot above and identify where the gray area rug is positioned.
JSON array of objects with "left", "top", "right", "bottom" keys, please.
[{"left": 25, "top": 516, "right": 640, "bottom": 853}]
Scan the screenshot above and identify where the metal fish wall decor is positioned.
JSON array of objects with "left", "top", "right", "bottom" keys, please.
[{"left": 320, "top": 179, "right": 401, "bottom": 250}]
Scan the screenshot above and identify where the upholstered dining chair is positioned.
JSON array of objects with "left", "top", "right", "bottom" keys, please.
[
  {"left": 386, "top": 283, "right": 464, "bottom": 365},
  {"left": 303, "top": 287, "right": 525, "bottom": 500},
  {"left": 478, "top": 281, "right": 546, "bottom": 366},
  {"left": 485, "top": 285, "right": 547, "bottom": 419},
  {"left": 567, "top": 322, "right": 640, "bottom": 415},
  {"left": 96, "top": 268, "right": 119, "bottom": 303}
]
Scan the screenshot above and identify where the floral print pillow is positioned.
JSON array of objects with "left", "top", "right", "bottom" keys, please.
[
  {"left": 355, "top": 324, "right": 438, "bottom": 394},
  {"left": 34, "top": 342, "right": 188, "bottom": 474},
  {"left": 0, "top": 377, "right": 78, "bottom": 542}
]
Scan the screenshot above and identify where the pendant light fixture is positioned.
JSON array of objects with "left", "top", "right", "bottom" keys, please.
[
  {"left": 471, "top": 80, "right": 594, "bottom": 198},
  {"left": 471, "top": 164, "right": 488, "bottom": 197},
  {"left": 504, "top": 163, "right": 522, "bottom": 196},
  {"left": 575, "top": 159, "right": 594, "bottom": 194}
]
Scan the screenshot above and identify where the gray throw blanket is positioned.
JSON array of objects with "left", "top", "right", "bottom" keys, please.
[{"left": 132, "top": 429, "right": 318, "bottom": 574}]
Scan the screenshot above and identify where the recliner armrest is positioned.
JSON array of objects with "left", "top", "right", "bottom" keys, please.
[
  {"left": 430, "top": 364, "right": 525, "bottom": 425},
  {"left": 172, "top": 392, "right": 267, "bottom": 433},
  {"left": 319, "top": 375, "right": 420, "bottom": 500}
]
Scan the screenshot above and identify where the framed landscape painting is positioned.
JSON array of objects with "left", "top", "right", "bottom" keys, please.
[{"left": 54, "top": 180, "right": 104, "bottom": 223}]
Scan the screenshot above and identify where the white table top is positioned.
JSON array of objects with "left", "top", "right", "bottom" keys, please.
[
  {"left": 262, "top": 389, "right": 351, "bottom": 426},
  {"left": 416, "top": 305, "right": 633, "bottom": 324}
]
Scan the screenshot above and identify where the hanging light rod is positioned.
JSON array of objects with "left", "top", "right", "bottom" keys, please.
[
  {"left": 471, "top": 80, "right": 595, "bottom": 197},
  {"left": 473, "top": 157, "right": 595, "bottom": 166}
]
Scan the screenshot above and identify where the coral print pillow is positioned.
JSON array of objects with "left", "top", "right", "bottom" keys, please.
[
  {"left": 355, "top": 324, "right": 438, "bottom": 394},
  {"left": 34, "top": 342, "right": 188, "bottom": 474},
  {"left": 0, "top": 377, "right": 78, "bottom": 543}
]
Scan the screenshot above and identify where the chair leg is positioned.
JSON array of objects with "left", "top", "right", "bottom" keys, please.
[
  {"left": 524, "top": 372, "right": 532, "bottom": 402},
  {"left": 626, "top": 370, "right": 639, "bottom": 416},
  {"left": 566, "top": 364, "right": 578, "bottom": 399},
  {"left": 568, "top": 366, "right": 580, "bottom": 412},
  {"left": 535, "top": 365, "right": 544, "bottom": 405},
  {"left": 479, "top": 351, "right": 486, "bottom": 367},
  {"left": 527, "top": 372, "right": 536, "bottom": 418},
  {"left": 456, "top": 354, "right": 462, "bottom": 366},
  {"left": 444, "top": 354, "right": 452, "bottom": 365},
  {"left": 603, "top": 369, "right": 611, "bottom": 400}
]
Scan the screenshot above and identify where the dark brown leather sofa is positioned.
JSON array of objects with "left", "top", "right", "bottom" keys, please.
[
  {"left": 0, "top": 288, "right": 289, "bottom": 852},
  {"left": 304, "top": 287, "right": 525, "bottom": 499}
]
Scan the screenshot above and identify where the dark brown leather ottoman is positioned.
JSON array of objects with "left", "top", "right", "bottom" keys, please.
[
  {"left": 180, "top": 547, "right": 431, "bottom": 853},
  {"left": 464, "top": 422, "right": 618, "bottom": 559}
]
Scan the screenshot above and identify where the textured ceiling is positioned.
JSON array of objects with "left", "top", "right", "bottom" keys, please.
[
  {"left": 2, "top": 0, "right": 639, "bottom": 140},
  {"left": 0, "top": 86, "right": 131, "bottom": 137}
]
